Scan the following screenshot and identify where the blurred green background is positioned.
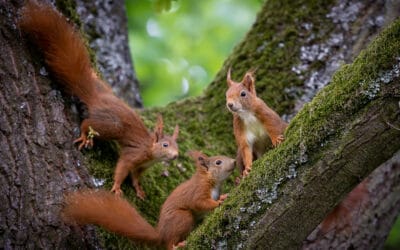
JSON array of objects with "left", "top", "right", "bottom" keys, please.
[
  {"left": 125, "top": 0, "right": 399, "bottom": 247},
  {"left": 126, "top": 0, "right": 261, "bottom": 107}
]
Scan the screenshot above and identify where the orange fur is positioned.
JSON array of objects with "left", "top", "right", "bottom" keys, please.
[
  {"left": 63, "top": 152, "right": 236, "bottom": 250},
  {"left": 19, "top": 0, "right": 179, "bottom": 199},
  {"left": 226, "top": 68, "right": 287, "bottom": 176}
]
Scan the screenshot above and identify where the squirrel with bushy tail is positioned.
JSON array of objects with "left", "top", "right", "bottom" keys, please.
[{"left": 19, "top": 0, "right": 180, "bottom": 199}]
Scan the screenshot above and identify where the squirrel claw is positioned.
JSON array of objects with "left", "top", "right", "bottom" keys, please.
[
  {"left": 111, "top": 186, "right": 123, "bottom": 196},
  {"left": 242, "top": 168, "right": 251, "bottom": 177},
  {"left": 235, "top": 177, "right": 242, "bottom": 185},
  {"left": 273, "top": 135, "right": 285, "bottom": 147},
  {"left": 219, "top": 193, "right": 228, "bottom": 202},
  {"left": 173, "top": 241, "right": 186, "bottom": 249},
  {"left": 73, "top": 136, "right": 86, "bottom": 150},
  {"left": 136, "top": 189, "right": 146, "bottom": 200}
]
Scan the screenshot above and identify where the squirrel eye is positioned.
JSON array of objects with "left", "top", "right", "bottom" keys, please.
[
  {"left": 240, "top": 90, "right": 246, "bottom": 97},
  {"left": 215, "top": 160, "right": 222, "bottom": 165},
  {"left": 162, "top": 142, "right": 169, "bottom": 148}
]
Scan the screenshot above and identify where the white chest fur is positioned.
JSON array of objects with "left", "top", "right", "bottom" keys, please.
[{"left": 239, "top": 112, "right": 268, "bottom": 146}]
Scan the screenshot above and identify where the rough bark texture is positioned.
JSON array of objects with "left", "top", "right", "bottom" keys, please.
[
  {"left": 0, "top": 0, "right": 140, "bottom": 249},
  {"left": 304, "top": 153, "right": 400, "bottom": 249},
  {"left": 74, "top": 0, "right": 143, "bottom": 108},
  {"left": 0, "top": 1, "right": 100, "bottom": 249}
]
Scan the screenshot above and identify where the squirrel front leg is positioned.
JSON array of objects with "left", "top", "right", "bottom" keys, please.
[
  {"left": 257, "top": 106, "right": 287, "bottom": 147},
  {"left": 111, "top": 155, "right": 133, "bottom": 196},
  {"left": 238, "top": 144, "right": 253, "bottom": 177},
  {"left": 234, "top": 118, "right": 253, "bottom": 176},
  {"left": 194, "top": 198, "right": 220, "bottom": 211}
]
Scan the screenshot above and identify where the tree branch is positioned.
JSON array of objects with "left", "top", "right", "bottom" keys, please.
[{"left": 185, "top": 19, "right": 400, "bottom": 249}]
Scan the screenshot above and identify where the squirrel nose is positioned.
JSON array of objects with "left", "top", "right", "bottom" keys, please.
[{"left": 227, "top": 103, "right": 233, "bottom": 109}]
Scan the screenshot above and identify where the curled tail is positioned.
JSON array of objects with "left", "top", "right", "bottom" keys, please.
[
  {"left": 63, "top": 190, "right": 160, "bottom": 245},
  {"left": 19, "top": 0, "right": 103, "bottom": 104}
]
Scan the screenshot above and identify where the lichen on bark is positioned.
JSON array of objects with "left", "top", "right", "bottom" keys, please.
[{"left": 185, "top": 17, "right": 400, "bottom": 250}]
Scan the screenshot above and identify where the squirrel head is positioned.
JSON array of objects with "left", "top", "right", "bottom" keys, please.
[
  {"left": 189, "top": 151, "right": 236, "bottom": 183},
  {"left": 152, "top": 114, "right": 179, "bottom": 161},
  {"left": 225, "top": 67, "right": 258, "bottom": 114}
]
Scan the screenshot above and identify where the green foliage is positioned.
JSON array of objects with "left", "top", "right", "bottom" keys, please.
[{"left": 126, "top": 0, "right": 262, "bottom": 107}]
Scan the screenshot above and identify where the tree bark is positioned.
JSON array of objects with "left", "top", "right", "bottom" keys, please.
[
  {"left": 74, "top": 0, "right": 143, "bottom": 108},
  {"left": 0, "top": 0, "right": 139, "bottom": 249},
  {"left": 303, "top": 153, "right": 400, "bottom": 249}
]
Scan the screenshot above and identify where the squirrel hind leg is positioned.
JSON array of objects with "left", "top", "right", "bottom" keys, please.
[
  {"left": 172, "top": 241, "right": 186, "bottom": 250},
  {"left": 130, "top": 169, "right": 146, "bottom": 200},
  {"left": 164, "top": 211, "right": 194, "bottom": 250}
]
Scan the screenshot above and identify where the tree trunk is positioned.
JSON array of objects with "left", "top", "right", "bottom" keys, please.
[
  {"left": 1, "top": 0, "right": 399, "bottom": 249},
  {"left": 73, "top": 0, "right": 143, "bottom": 108},
  {"left": 0, "top": 0, "right": 138, "bottom": 248}
]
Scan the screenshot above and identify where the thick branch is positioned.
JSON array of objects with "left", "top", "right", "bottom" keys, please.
[
  {"left": 185, "top": 19, "right": 400, "bottom": 249},
  {"left": 303, "top": 153, "right": 400, "bottom": 249}
]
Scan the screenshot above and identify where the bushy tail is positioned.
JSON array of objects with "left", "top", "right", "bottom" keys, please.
[
  {"left": 63, "top": 190, "right": 160, "bottom": 245},
  {"left": 19, "top": 0, "right": 100, "bottom": 104}
]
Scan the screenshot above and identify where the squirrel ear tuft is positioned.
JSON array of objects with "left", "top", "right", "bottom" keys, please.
[
  {"left": 188, "top": 150, "right": 209, "bottom": 169},
  {"left": 227, "top": 66, "right": 234, "bottom": 87},
  {"left": 198, "top": 156, "right": 209, "bottom": 170},
  {"left": 242, "top": 69, "right": 256, "bottom": 94},
  {"left": 154, "top": 114, "right": 164, "bottom": 142},
  {"left": 172, "top": 125, "right": 179, "bottom": 141}
]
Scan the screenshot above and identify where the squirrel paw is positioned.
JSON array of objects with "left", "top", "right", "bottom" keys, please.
[
  {"left": 110, "top": 186, "right": 123, "bottom": 196},
  {"left": 272, "top": 134, "right": 285, "bottom": 147},
  {"left": 173, "top": 241, "right": 186, "bottom": 249},
  {"left": 219, "top": 193, "right": 228, "bottom": 202},
  {"left": 235, "top": 177, "right": 242, "bottom": 186},
  {"left": 136, "top": 189, "right": 146, "bottom": 200},
  {"left": 73, "top": 135, "right": 92, "bottom": 150},
  {"left": 242, "top": 167, "right": 251, "bottom": 177},
  {"left": 73, "top": 126, "right": 99, "bottom": 150}
]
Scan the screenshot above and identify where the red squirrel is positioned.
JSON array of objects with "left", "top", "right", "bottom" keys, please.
[
  {"left": 226, "top": 68, "right": 288, "bottom": 177},
  {"left": 62, "top": 151, "right": 236, "bottom": 250},
  {"left": 19, "top": 0, "right": 179, "bottom": 199}
]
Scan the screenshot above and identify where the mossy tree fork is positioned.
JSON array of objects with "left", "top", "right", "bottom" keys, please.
[{"left": 0, "top": 0, "right": 399, "bottom": 249}]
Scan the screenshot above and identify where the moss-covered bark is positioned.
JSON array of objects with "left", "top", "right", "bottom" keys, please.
[{"left": 185, "top": 17, "right": 400, "bottom": 250}]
